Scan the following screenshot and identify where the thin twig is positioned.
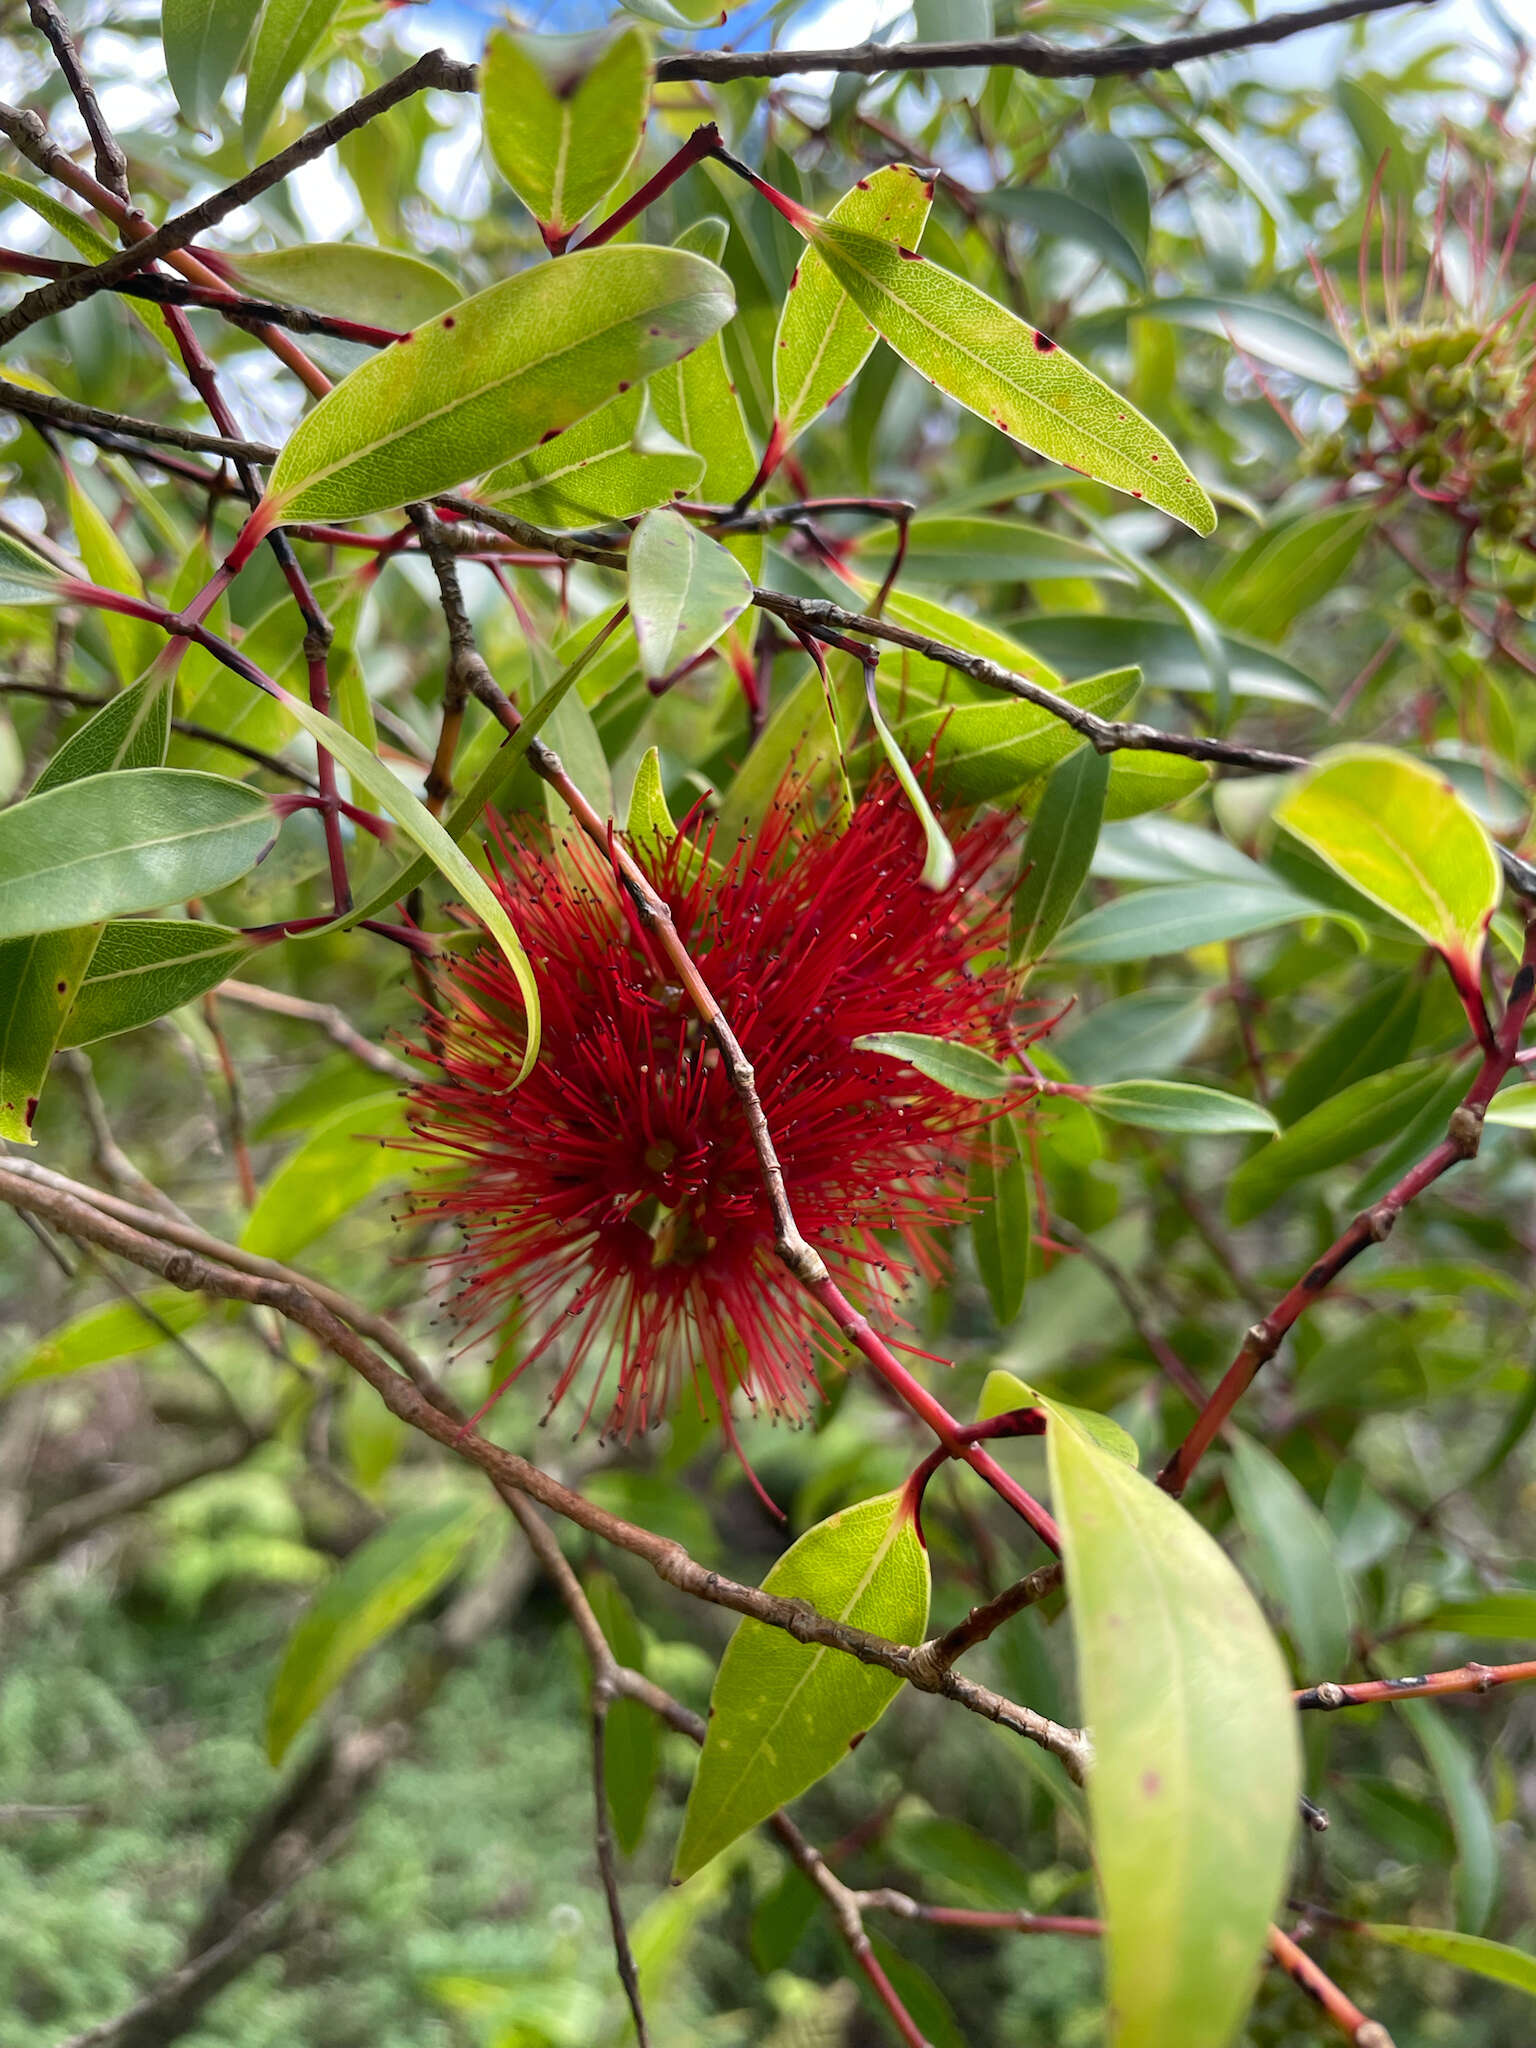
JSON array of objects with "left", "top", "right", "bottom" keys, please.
[{"left": 213, "top": 982, "right": 414, "bottom": 1083}]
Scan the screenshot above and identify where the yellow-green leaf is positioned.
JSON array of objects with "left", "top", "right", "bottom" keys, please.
[
  {"left": 60, "top": 918, "right": 250, "bottom": 1047},
  {"left": 629, "top": 507, "right": 752, "bottom": 679},
  {"left": 482, "top": 25, "right": 651, "bottom": 243},
  {"left": 243, "top": 0, "right": 344, "bottom": 153},
  {"left": 774, "top": 164, "right": 933, "bottom": 449},
  {"left": 264, "top": 245, "right": 734, "bottom": 525},
  {"left": 673, "top": 1490, "right": 929, "bottom": 1881},
  {"left": 1048, "top": 1410, "right": 1298, "bottom": 2048},
  {"left": 241, "top": 1091, "right": 408, "bottom": 1262},
  {"left": 1274, "top": 747, "right": 1500, "bottom": 984},
  {"left": 5, "top": 1285, "right": 209, "bottom": 1388},
  {"left": 229, "top": 244, "right": 461, "bottom": 330},
  {"left": 162, "top": 0, "right": 262, "bottom": 131},
  {"left": 480, "top": 388, "right": 702, "bottom": 530},
  {"left": 806, "top": 222, "right": 1216, "bottom": 534}
]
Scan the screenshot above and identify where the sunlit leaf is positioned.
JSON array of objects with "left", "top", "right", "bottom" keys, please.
[
  {"left": 243, "top": 0, "right": 345, "bottom": 153},
  {"left": 229, "top": 244, "right": 461, "bottom": 330},
  {"left": 774, "top": 164, "right": 933, "bottom": 451},
  {"left": 806, "top": 222, "right": 1216, "bottom": 533},
  {"left": 5, "top": 1285, "right": 210, "bottom": 1388},
  {"left": 980, "top": 1368, "right": 1138, "bottom": 1467},
  {"left": 1274, "top": 747, "right": 1499, "bottom": 984},
  {"left": 241, "top": 1091, "right": 408, "bottom": 1262},
  {"left": 480, "top": 388, "right": 702, "bottom": 530},
  {"left": 482, "top": 25, "right": 651, "bottom": 244},
  {"left": 264, "top": 246, "right": 733, "bottom": 524},
  {"left": 1356, "top": 1925, "right": 1536, "bottom": 2001}
]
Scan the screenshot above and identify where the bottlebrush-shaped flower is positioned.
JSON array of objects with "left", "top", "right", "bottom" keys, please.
[{"left": 405, "top": 778, "right": 1024, "bottom": 1467}]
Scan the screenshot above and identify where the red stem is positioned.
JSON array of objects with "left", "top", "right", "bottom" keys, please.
[
  {"left": 571, "top": 123, "right": 725, "bottom": 251},
  {"left": 1160, "top": 935, "right": 1536, "bottom": 1496},
  {"left": 1297, "top": 1658, "right": 1536, "bottom": 1709}
]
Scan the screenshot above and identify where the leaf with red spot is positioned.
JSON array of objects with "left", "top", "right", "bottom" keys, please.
[
  {"left": 803, "top": 221, "right": 1216, "bottom": 534},
  {"left": 773, "top": 164, "right": 933, "bottom": 453}
]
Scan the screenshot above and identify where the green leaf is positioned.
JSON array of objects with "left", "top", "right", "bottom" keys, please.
[
  {"left": 1101, "top": 750, "right": 1208, "bottom": 820},
  {"left": 850, "top": 513, "right": 1127, "bottom": 588},
  {"left": 265, "top": 1499, "right": 486, "bottom": 1764},
  {"left": 31, "top": 669, "right": 172, "bottom": 795},
  {"left": 1356, "top": 1925, "right": 1536, "bottom": 2001},
  {"left": 1403, "top": 1702, "right": 1499, "bottom": 1934},
  {"left": 264, "top": 245, "right": 734, "bottom": 524},
  {"left": 274, "top": 692, "right": 543, "bottom": 1082},
  {"left": 5, "top": 1285, "right": 209, "bottom": 1388},
  {"left": 243, "top": 0, "right": 345, "bottom": 153},
  {"left": 1048, "top": 1409, "right": 1298, "bottom": 2048},
  {"left": 774, "top": 164, "right": 933, "bottom": 451},
  {"left": 806, "top": 222, "right": 1216, "bottom": 534},
  {"left": 1057, "top": 988, "right": 1212, "bottom": 1086},
  {"left": 1336, "top": 78, "right": 1422, "bottom": 200},
  {"left": 852, "top": 1032, "right": 1014, "bottom": 1100},
  {"left": 983, "top": 183, "right": 1147, "bottom": 290},
  {"left": 163, "top": 0, "right": 262, "bottom": 129},
  {"left": 1016, "top": 613, "right": 1325, "bottom": 709},
  {"left": 979, "top": 1369, "right": 1138, "bottom": 1467},
  {"left": 1205, "top": 507, "right": 1375, "bottom": 646},
  {"left": 1274, "top": 747, "right": 1499, "bottom": 981},
  {"left": 625, "top": 745, "right": 677, "bottom": 855},
  {"left": 584, "top": 1570, "right": 659, "bottom": 1856},
  {"left": 1225, "top": 1431, "right": 1353, "bottom": 1676},
  {"left": 241, "top": 1091, "right": 408, "bottom": 1263},
  {"left": 1483, "top": 1083, "right": 1536, "bottom": 1129},
  {"left": 869, "top": 585, "right": 1063, "bottom": 694},
  {"left": 0, "top": 925, "right": 101, "bottom": 1143},
  {"left": 673, "top": 1490, "right": 930, "bottom": 1881},
  {"left": 1425, "top": 1590, "right": 1536, "bottom": 1638},
  {"left": 1227, "top": 1057, "right": 1456, "bottom": 1226},
  {"left": 0, "top": 178, "right": 174, "bottom": 353},
  {"left": 0, "top": 770, "right": 273, "bottom": 940},
  {"left": 1011, "top": 746, "right": 1108, "bottom": 964},
  {"left": 915, "top": 0, "right": 992, "bottom": 99},
  {"left": 1053, "top": 879, "right": 1328, "bottom": 965},
  {"left": 1087, "top": 1081, "right": 1277, "bottom": 1137},
  {"left": 66, "top": 477, "right": 161, "bottom": 685},
  {"left": 479, "top": 388, "right": 702, "bottom": 531},
  {"left": 1126, "top": 295, "right": 1352, "bottom": 386},
  {"left": 482, "top": 26, "right": 651, "bottom": 243},
  {"left": 629, "top": 508, "right": 752, "bottom": 679},
  {"left": 1273, "top": 971, "right": 1422, "bottom": 1128},
  {"left": 882, "top": 665, "right": 1140, "bottom": 805},
  {"left": 59, "top": 919, "right": 251, "bottom": 1047},
  {"left": 968, "top": 1115, "right": 1031, "bottom": 1326},
  {"left": 229, "top": 244, "right": 461, "bottom": 330}
]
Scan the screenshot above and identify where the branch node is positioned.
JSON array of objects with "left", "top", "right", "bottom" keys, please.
[{"left": 1447, "top": 1102, "right": 1484, "bottom": 1157}]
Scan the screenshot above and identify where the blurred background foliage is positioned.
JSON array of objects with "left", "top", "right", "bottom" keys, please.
[{"left": 3, "top": 0, "right": 1536, "bottom": 2042}]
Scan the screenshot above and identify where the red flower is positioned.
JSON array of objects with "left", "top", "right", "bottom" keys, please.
[{"left": 406, "top": 778, "right": 1021, "bottom": 1467}]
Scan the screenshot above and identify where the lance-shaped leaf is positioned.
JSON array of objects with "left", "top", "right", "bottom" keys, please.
[
  {"left": 60, "top": 919, "right": 250, "bottom": 1047},
  {"left": 0, "top": 770, "right": 273, "bottom": 941},
  {"left": 229, "top": 244, "right": 461, "bottom": 330},
  {"left": 1086, "top": 1080, "right": 1278, "bottom": 1136},
  {"left": 630, "top": 508, "right": 752, "bottom": 679},
  {"left": 242, "top": 1091, "right": 409, "bottom": 1262},
  {"left": 262, "top": 246, "right": 734, "bottom": 525},
  {"left": 864, "top": 670, "right": 955, "bottom": 891},
  {"left": 0, "top": 517, "right": 68, "bottom": 606},
  {"left": 480, "top": 388, "right": 702, "bottom": 530},
  {"left": 1355, "top": 1925, "right": 1536, "bottom": 2000},
  {"left": 1274, "top": 748, "right": 1500, "bottom": 992},
  {"left": 882, "top": 664, "right": 1139, "bottom": 805},
  {"left": 5, "top": 1285, "right": 210, "bottom": 1389},
  {"left": 266, "top": 1499, "right": 487, "bottom": 1763},
  {"left": 853, "top": 1031, "right": 1014, "bottom": 1100},
  {"left": 979, "top": 1368, "right": 1138, "bottom": 1467},
  {"left": 243, "top": 0, "right": 345, "bottom": 152},
  {"left": 0, "top": 925, "right": 102, "bottom": 1143},
  {"left": 482, "top": 25, "right": 651, "bottom": 245},
  {"left": 1048, "top": 1408, "right": 1298, "bottom": 2048},
  {"left": 32, "top": 670, "right": 172, "bottom": 795},
  {"left": 267, "top": 693, "right": 544, "bottom": 1082},
  {"left": 969, "top": 1117, "right": 1031, "bottom": 1327},
  {"left": 66, "top": 477, "right": 160, "bottom": 685},
  {"left": 773, "top": 164, "right": 933, "bottom": 451},
  {"left": 804, "top": 222, "right": 1216, "bottom": 534},
  {"left": 162, "top": 0, "right": 262, "bottom": 131},
  {"left": 1225, "top": 1430, "right": 1353, "bottom": 1677},
  {"left": 0, "top": 176, "right": 173, "bottom": 352},
  {"left": 1011, "top": 745, "right": 1108, "bottom": 964},
  {"left": 673, "top": 1490, "right": 929, "bottom": 1881}
]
